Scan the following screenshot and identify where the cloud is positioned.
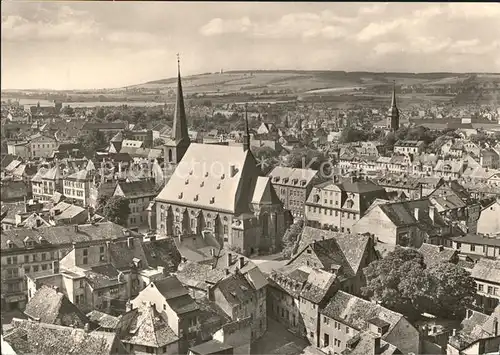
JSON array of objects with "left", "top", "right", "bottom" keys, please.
[
  {"left": 199, "top": 17, "right": 252, "bottom": 36},
  {"left": 356, "top": 19, "right": 403, "bottom": 42},
  {"left": 199, "top": 11, "right": 351, "bottom": 40}
]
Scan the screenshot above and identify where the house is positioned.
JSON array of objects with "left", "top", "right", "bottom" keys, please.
[
  {"left": 470, "top": 259, "right": 500, "bottom": 314},
  {"left": 24, "top": 285, "right": 89, "bottom": 327},
  {"left": 3, "top": 318, "right": 126, "bottom": 355},
  {"left": 256, "top": 122, "right": 278, "bottom": 136},
  {"left": 48, "top": 201, "right": 91, "bottom": 225},
  {"left": 28, "top": 133, "right": 58, "bottom": 158},
  {"left": 6, "top": 141, "right": 30, "bottom": 158},
  {"left": 27, "top": 234, "right": 176, "bottom": 315},
  {"left": 268, "top": 166, "right": 319, "bottom": 220},
  {"left": 451, "top": 233, "right": 500, "bottom": 259},
  {"left": 480, "top": 148, "right": 500, "bottom": 169},
  {"left": 305, "top": 177, "right": 388, "bottom": 233},
  {"left": 1, "top": 222, "right": 141, "bottom": 312},
  {"left": 393, "top": 140, "right": 425, "bottom": 155},
  {"left": 120, "top": 302, "right": 180, "bottom": 355},
  {"left": 267, "top": 227, "right": 378, "bottom": 346},
  {"left": 477, "top": 199, "right": 500, "bottom": 235},
  {"left": 130, "top": 276, "right": 200, "bottom": 353},
  {"left": 82, "top": 121, "right": 128, "bottom": 134},
  {"left": 319, "top": 291, "right": 420, "bottom": 355},
  {"left": 209, "top": 270, "right": 267, "bottom": 341},
  {"left": 353, "top": 198, "right": 451, "bottom": 247},
  {"left": 31, "top": 165, "right": 65, "bottom": 202},
  {"left": 189, "top": 340, "right": 234, "bottom": 355},
  {"left": 113, "top": 179, "right": 157, "bottom": 230},
  {"left": 418, "top": 243, "right": 459, "bottom": 267},
  {"left": 447, "top": 306, "right": 500, "bottom": 354},
  {"left": 63, "top": 168, "right": 95, "bottom": 207}
]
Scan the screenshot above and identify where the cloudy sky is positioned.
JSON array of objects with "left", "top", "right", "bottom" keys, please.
[{"left": 2, "top": 2, "right": 500, "bottom": 90}]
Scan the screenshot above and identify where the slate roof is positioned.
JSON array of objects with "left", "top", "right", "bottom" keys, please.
[
  {"left": 154, "top": 276, "right": 199, "bottom": 314},
  {"left": 299, "top": 268, "right": 336, "bottom": 304},
  {"left": 452, "top": 233, "right": 500, "bottom": 247},
  {"left": 115, "top": 179, "right": 157, "bottom": 199},
  {"left": 214, "top": 271, "right": 255, "bottom": 305},
  {"left": 4, "top": 318, "right": 118, "bottom": 355},
  {"left": 448, "top": 306, "right": 500, "bottom": 350},
  {"left": 321, "top": 291, "right": 404, "bottom": 338},
  {"left": 189, "top": 339, "right": 233, "bottom": 355},
  {"left": 65, "top": 169, "right": 94, "bottom": 181},
  {"left": 1, "top": 221, "right": 138, "bottom": 250},
  {"left": 108, "top": 238, "right": 149, "bottom": 271},
  {"left": 24, "top": 285, "right": 89, "bottom": 327},
  {"left": 84, "top": 264, "right": 126, "bottom": 289},
  {"left": 31, "top": 165, "right": 65, "bottom": 182},
  {"left": 418, "top": 243, "right": 457, "bottom": 267},
  {"left": 196, "top": 298, "right": 232, "bottom": 340},
  {"left": 343, "top": 331, "right": 399, "bottom": 355},
  {"left": 142, "top": 239, "right": 182, "bottom": 273},
  {"left": 251, "top": 176, "right": 282, "bottom": 205},
  {"left": 268, "top": 167, "right": 318, "bottom": 187},
  {"left": 294, "top": 226, "right": 372, "bottom": 276},
  {"left": 50, "top": 201, "right": 87, "bottom": 221},
  {"left": 86, "top": 310, "right": 121, "bottom": 329},
  {"left": 122, "top": 303, "right": 179, "bottom": 348},
  {"left": 470, "top": 259, "right": 500, "bottom": 283}
]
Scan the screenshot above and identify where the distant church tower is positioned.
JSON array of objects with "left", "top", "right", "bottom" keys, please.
[
  {"left": 164, "top": 54, "right": 191, "bottom": 164},
  {"left": 387, "top": 81, "right": 400, "bottom": 131},
  {"left": 243, "top": 104, "right": 250, "bottom": 152}
]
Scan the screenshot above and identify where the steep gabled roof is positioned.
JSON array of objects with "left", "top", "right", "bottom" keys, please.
[{"left": 24, "top": 285, "right": 89, "bottom": 327}]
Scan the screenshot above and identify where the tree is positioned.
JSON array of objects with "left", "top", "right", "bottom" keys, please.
[
  {"left": 76, "top": 130, "right": 107, "bottom": 157},
  {"left": 362, "top": 247, "right": 427, "bottom": 318},
  {"left": 96, "top": 107, "right": 106, "bottom": 120},
  {"left": 153, "top": 138, "right": 165, "bottom": 146},
  {"left": 363, "top": 247, "right": 477, "bottom": 320},
  {"left": 102, "top": 196, "right": 130, "bottom": 226},
  {"left": 61, "top": 105, "right": 74, "bottom": 116},
  {"left": 282, "top": 219, "right": 304, "bottom": 258},
  {"left": 425, "top": 263, "right": 476, "bottom": 319},
  {"left": 339, "top": 126, "right": 369, "bottom": 143}
]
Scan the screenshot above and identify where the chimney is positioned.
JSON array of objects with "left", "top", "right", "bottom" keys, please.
[
  {"left": 373, "top": 335, "right": 381, "bottom": 354},
  {"left": 494, "top": 317, "right": 498, "bottom": 336},
  {"left": 227, "top": 252, "right": 232, "bottom": 267},
  {"left": 229, "top": 165, "right": 237, "bottom": 177},
  {"left": 125, "top": 300, "right": 133, "bottom": 312},
  {"left": 74, "top": 225, "right": 79, "bottom": 232},
  {"left": 432, "top": 326, "right": 438, "bottom": 334},
  {"left": 127, "top": 237, "right": 134, "bottom": 249},
  {"left": 429, "top": 206, "right": 435, "bottom": 224},
  {"left": 210, "top": 248, "right": 216, "bottom": 257},
  {"left": 239, "top": 256, "right": 245, "bottom": 269},
  {"left": 452, "top": 329, "right": 457, "bottom": 337},
  {"left": 414, "top": 208, "right": 419, "bottom": 221},
  {"left": 72, "top": 242, "right": 77, "bottom": 249},
  {"left": 224, "top": 268, "right": 230, "bottom": 276},
  {"left": 84, "top": 323, "right": 90, "bottom": 333}
]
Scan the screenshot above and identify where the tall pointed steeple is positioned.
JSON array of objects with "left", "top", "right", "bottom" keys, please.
[
  {"left": 172, "top": 54, "right": 190, "bottom": 146},
  {"left": 391, "top": 81, "right": 397, "bottom": 108},
  {"left": 387, "top": 80, "right": 400, "bottom": 132},
  {"left": 243, "top": 104, "right": 250, "bottom": 152}
]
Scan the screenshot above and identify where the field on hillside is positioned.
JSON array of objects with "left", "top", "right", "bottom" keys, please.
[{"left": 128, "top": 71, "right": 485, "bottom": 95}]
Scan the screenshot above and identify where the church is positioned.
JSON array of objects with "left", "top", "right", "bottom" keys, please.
[{"left": 155, "top": 59, "right": 289, "bottom": 256}]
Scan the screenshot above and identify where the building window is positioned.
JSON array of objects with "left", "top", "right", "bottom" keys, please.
[
  {"left": 470, "top": 245, "right": 475, "bottom": 252},
  {"left": 323, "top": 317, "right": 329, "bottom": 324},
  {"left": 33, "top": 265, "right": 39, "bottom": 272},
  {"left": 324, "top": 333, "right": 330, "bottom": 347},
  {"left": 83, "top": 249, "right": 88, "bottom": 256},
  {"left": 42, "top": 264, "right": 48, "bottom": 271},
  {"left": 478, "top": 284, "right": 484, "bottom": 292},
  {"left": 487, "top": 286, "right": 494, "bottom": 294},
  {"left": 83, "top": 257, "right": 88, "bottom": 265}
]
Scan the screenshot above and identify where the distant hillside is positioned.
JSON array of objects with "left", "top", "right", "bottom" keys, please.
[{"left": 126, "top": 70, "right": 500, "bottom": 96}]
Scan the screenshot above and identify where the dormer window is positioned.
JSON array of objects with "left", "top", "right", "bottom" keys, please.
[
  {"left": 178, "top": 192, "right": 183, "bottom": 199},
  {"left": 194, "top": 194, "right": 199, "bottom": 202},
  {"left": 221, "top": 174, "right": 225, "bottom": 180},
  {"left": 217, "top": 183, "right": 221, "bottom": 189},
  {"left": 210, "top": 197, "right": 215, "bottom": 204},
  {"left": 205, "top": 172, "right": 209, "bottom": 177},
  {"left": 185, "top": 179, "right": 189, "bottom": 185},
  {"left": 23, "top": 237, "right": 34, "bottom": 248},
  {"left": 200, "top": 181, "right": 204, "bottom": 187},
  {"left": 273, "top": 176, "right": 280, "bottom": 182},
  {"left": 283, "top": 178, "right": 289, "bottom": 184},
  {"left": 300, "top": 180, "right": 306, "bottom": 186},
  {"left": 6, "top": 240, "right": 14, "bottom": 249},
  {"left": 189, "top": 170, "right": 193, "bottom": 175}
]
